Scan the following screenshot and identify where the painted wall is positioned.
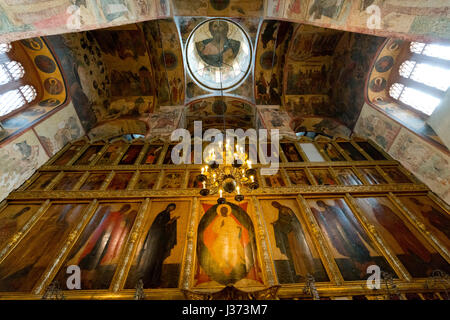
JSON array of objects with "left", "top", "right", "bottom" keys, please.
[
  {"left": 355, "top": 103, "right": 450, "bottom": 205},
  {"left": 0, "top": 0, "right": 171, "bottom": 42},
  {"left": 1, "top": 1, "right": 448, "bottom": 43},
  {"left": 0, "top": 103, "right": 84, "bottom": 201}
]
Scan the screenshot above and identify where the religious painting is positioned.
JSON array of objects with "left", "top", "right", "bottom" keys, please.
[
  {"left": 161, "top": 172, "right": 184, "bottom": 189},
  {"left": 358, "top": 167, "right": 387, "bottom": 185},
  {"left": 155, "top": 20, "right": 185, "bottom": 106},
  {"left": 79, "top": 173, "right": 108, "bottom": 191},
  {"left": 53, "top": 203, "right": 140, "bottom": 290},
  {"left": 27, "top": 172, "right": 58, "bottom": 190},
  {"left": 52, "top": 145, "right": 84, "bottom": 166},
  {"left": 0, "top": 132, "right": 49, "bottom": 201},
  {"left": 337, "top": 142, "right": 367, "bottom": 161},
  {"left": 397, "top": 196, "right": 450, "bottom": 249},
  {"left": 119, "top": 145, "right": 144, "bottom": 165},
  {"left": 134, "top": 172, "right": 159, "bottom": 190},
  {"left": 188, "top": 171, "right": 203, "bottom": 189},
  {"left": 356, "top": 141, "right": 387, "bottom": 160},
  {"left": 355, "top": 197, "right": 450, "bottom": 278},
  {"left": 141, "top": 145, "right": 164, "bottom": 165},
  {"left": 286, "top": 169, "right": 311, "bottom": 185},
  {"left": 311, "top": 169, "right": 337, "bottom": 185},
  {"left": 308, "top": 198, "right": 395, "bottom": 281},
  {"left": 389, "top": 129, "right": 450, "bottom": 204},
  {"left": 254, "top": 20, "right": 292, "bottom": 105},
  {"left": 51, "top": 172, "right": 83, "bottom": 191},
  {"left": 73, "top": 145, "right": 103, "bottom": 165},
  {"left": 194, "top": 201, "right": 263, "bottom": 287},
  {"left": 281, "top": 143, "right": 303, "bottom": 162},
  {"left": 0, "top": 203, "right": 41, "bottom": 250},
  {"left": 259, "top": 199, "right": 329, "bottom": 283},
  {"left": 34, "top": 104, "right": 84, "bottom": 156},
  {"left": 0, "top": 203, "right": 87, "bottom": 292},
  {"left": 125, "top": 200, "right": 190, "bottom": 289},
  {"left": 163, "top": 145, "right": 175, "bottom": 164},
  {"left": 96, "top": 142, "right": 126, "bottom": 165},
  {"left": 264, "top": 172, "right": 286, "bottom": 188},
  {"left": 106, "top": 172, "right": 134, "bottom": 190},
  {"left": 317, "top": 142, "right": 345, "bottom": 161},
  {"left": 110, "top": 68, "right": 153, "bottom": 97},
  {"left": 334, "top": 168, "right": 363, "bottom": 186},
  {"left": 307, "top": 0, "right": 350, "bottom": 21},
  {"left": 195, "top": 20, "right": 240, "bottom": 66},
  {"left": 380, "top": 166, "right": 412, "bottom": 184},
  {"left": 186, "top": 19, "right": 251, "bottom": 90}
]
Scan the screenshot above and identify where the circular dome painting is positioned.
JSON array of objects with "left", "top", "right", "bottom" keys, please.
[{"left": 186, "top": 19, "right": 251, "bottom": 90}]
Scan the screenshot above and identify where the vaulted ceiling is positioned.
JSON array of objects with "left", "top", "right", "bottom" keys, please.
[
  {"left": 40, "top": 17, "right": 385, "bottom": 140},
  {"left": 2, "top": 1, "right": 447, "bottom": 142}
]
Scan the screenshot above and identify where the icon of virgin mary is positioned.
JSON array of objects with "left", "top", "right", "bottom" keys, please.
[{"left": 195, "top": 20, "right": 241, "bottom": 68}]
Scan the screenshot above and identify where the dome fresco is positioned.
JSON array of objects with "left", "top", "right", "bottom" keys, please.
[{"left": 186, "top": 19, "right": 251, "bottom": 91}]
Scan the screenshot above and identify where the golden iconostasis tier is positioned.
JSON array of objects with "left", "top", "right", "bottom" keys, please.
[{"left": 0, "top": 136, "right": 448, "bottom": 300}]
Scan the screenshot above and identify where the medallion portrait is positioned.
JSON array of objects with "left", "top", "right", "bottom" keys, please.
[
  {"left": 195, "top": 20, "right": 240, "bottom": 68},
  {"left": 186, "top": 19, "right": 251, "bottom": 90}
]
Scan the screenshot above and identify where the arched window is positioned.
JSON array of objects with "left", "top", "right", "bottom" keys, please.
[
  {"left": 0, "top": 42, "right": 39, "bottom": 118},
  {"left": 389, "top": 42, "right": 450, "bottom": 116}
]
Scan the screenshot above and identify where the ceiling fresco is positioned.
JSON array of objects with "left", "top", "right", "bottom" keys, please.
[
  {"left": 172, "top": 0, "right": 264, "bottom": 17},
  {"left": 1, "top": 0, "right": 449, "bottom": 44},
  {"left": 185, "top": 19, "right": 251, "bottom": 91},
  {"left": 142, "top": 19, "right": 185, "bottom": 107},
  {"left": 176, "top": 16, "right": 260, "bottom": 104},
  {"left": 32, "top": 16, "right": 387, "bottom": 140},
  {"left": 254, "top": 20, "right": 293, "bottom": 105},
  {"left": 186, "top": 97, "right": 255, "bottom": 133},
  {"left": 0, "top": 9, "right": 392, "bottom": 147}
]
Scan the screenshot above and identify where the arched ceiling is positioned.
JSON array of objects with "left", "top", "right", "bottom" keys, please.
[
  {"left": 41, "top": 16, "right": 384, "bottom": 139},
  {"left": 7, "top": 0, "right": 447, "bottom": 140}
]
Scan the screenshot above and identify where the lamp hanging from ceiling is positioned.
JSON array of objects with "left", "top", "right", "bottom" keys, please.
[
  {"left": 196, "top": 141, "right": 259, "bottom": 204},
  {"left": 195, "top": 27, "right": 259, "bottom": 203}
]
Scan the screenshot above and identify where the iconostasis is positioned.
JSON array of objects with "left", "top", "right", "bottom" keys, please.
[{"left": 0, "top": 135, "right": 449, "bottom": 300}]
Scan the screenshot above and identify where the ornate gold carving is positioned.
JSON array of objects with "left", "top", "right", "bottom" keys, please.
[
  {"left": 182, "top": 285, "right": 280, "bottom": 300},
  {"left": 252, "top": 196, "right": 276, "bottom": 286},
  {"left": 110, "top": 198, "right": 150, "bottom": 292},
  {"left": 0, "top": 138, "right": 447, "bottom": 299},
  {"left": 181, "top": 197, "right": 198, "bottom": 289},
  {"left": 5, "top": 183, "right": 430, "bottom": 201}
]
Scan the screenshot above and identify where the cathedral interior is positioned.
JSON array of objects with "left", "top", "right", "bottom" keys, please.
[{"left": 0, "top": 0, "right": 449, "bottom": 300}]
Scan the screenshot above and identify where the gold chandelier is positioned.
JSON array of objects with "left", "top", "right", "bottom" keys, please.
[
  {"left": 195, "top": 32, "right": 259, "bottom": 203},
  {"left": 196, "top": 140, "right": 259, "bottom": 203}
]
